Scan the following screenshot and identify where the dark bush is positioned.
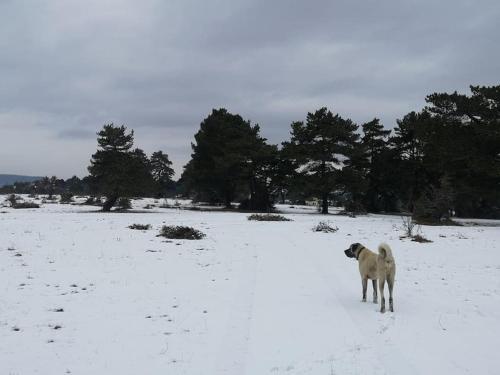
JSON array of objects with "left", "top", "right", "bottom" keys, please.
[
  {"left": 60, "top": 192, "right": 74, "bottom": 203},
  {"left": 158, "top": 225, "right": 205, "bottom": 240},
  {"left": 6, "top": 194, "right": 18, "bottom": 206},
  {"left": 128, "top": 224, "right": 151, "bottom": 230},
  {"left": 6, "top": 194, "right": 39, "bottom": 208},
  {"left": 343, "top": 200, "right": 367, "bottom": 215},
  {"left": 247, "top": 214, "right": 292, "bottom": 221},
  {"left": 12, "top": 201, "right": 40, "bottom": 209},
  {"left": 411, "top": 234, "right": 433, "bottom": 243},
  {"left": 117, "top": 197, "right": 132, "bottom": 210}
]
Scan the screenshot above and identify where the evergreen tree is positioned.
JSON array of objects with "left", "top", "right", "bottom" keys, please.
[
  {"left": 40, "top": 176, "right": 58, "bottom": 198},
  {"left": 65, "top": 176, "right": 84, "bottom": 194},
  {"left": 340, "top": 138, "right": 369, "bottom": 213},
  {"left": 269, "top": 147, "right": 296, "bottom": 204},
  {"left": 150, "top": 151, "right": 175, "bottom": 197},
  {"left": 361, "top": 118, "right": 392, "bottom": 211},
  {"left": 182, "top": 108, "right": 272, "bottom": 209},
  {"left": 88, "top": 124, "right": 154, "bottom": 211},
  {"left": 413, "top": 175, "right": 455, "bottom": 223},
  {"left": 425, "top": 85, "right": 500, "bottom": 218},
  {"left": 286, "top": 108, "right": 359, "bottom": 214},
  {"left": 391, "top": 111, "right": 434, "bottom": 211},
  {"left": 239, "top": 142, "right": 278, "bottom": 211}
]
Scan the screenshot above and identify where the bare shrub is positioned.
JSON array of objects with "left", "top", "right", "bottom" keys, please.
[
  {"left": 400, "top": 216, "right": 432, "bottom": 243},
  {"left": 400, "top": 215, "right": 416, "bottom": 237},
  {"left": 313, "top": 221, "right": 338, "bottom": 233}
]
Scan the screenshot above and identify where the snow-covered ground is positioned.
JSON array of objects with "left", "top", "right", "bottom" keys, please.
[{"left": 1, "top": 195, "right": 499, "bottom": 374}]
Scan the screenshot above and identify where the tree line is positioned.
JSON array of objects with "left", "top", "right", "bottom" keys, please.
[
  {"left": 2, "top": 85, "right": 499, "bottom": 220},
  {"left": 181, "top": 85, "right": 500, "bottom": 221}
]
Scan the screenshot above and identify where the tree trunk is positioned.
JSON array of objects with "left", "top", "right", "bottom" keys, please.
[
  {"left": 102, "top": 195, "right": 118, "bottom": 212},
  {"left": 249, "top": 177, "right": 256, "bottom": 210},
  {"left": 224, "top": 194, "right": 232, "bottom": 209},
  {"left": 321, "top": 192, "right": 329, "bottom": 214},
  {"left": 320, "top": 160, "right": 329, "bottom": 214}
]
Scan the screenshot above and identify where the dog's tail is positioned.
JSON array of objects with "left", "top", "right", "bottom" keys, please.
[{"left": 378, "top": 243, "right": 394, "bottom": 261}]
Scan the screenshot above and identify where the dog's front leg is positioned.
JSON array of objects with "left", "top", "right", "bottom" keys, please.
[
  {"left": 362, "top": 278, "right": 368, "bottom": 302},
  {"left": 372, "top": 279, "right": 378, "bottom": 303}
]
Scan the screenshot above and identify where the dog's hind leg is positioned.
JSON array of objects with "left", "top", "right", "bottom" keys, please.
[
  {"left": 388, "top": 276, "right": 394, "bottom": 312},
  {"left": 379, "top": 277, "right": 386, "bottom": 313},
  {"left": 362, "top": 278, "right": 368, "bottom": 302},
  {"left": 372, "top": 279, "right": 378, "bottom": 303}
]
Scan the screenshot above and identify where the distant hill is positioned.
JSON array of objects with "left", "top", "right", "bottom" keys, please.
[{"left": 0, "top": 174, "right": 43, "bottom": 187}]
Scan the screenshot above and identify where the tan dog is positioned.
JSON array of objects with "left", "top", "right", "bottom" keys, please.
[{"left": 344, "top": 243, "right": 396, "bottom": 313}]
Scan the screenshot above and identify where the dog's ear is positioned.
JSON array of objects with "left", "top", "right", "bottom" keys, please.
[{"left": 352, "top": 243, "right": 360, "bottom": 251}]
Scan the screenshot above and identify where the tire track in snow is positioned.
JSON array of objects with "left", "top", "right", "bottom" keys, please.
[{"left": 212, "top": 238, "right": 259, "bottom": 373}]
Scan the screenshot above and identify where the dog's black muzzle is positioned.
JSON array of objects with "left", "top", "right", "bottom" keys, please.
[{"left": 344, "top": 249, "right": 355, "bottom": 258}]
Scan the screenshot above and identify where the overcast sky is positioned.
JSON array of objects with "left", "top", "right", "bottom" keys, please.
[{"left": 0, "top": 0, "right": 499, "bottom": 178}]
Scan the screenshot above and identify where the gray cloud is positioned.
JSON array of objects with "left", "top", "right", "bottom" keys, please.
[{"left": 0, "top": 0, "right": 499, "bottom": 178}]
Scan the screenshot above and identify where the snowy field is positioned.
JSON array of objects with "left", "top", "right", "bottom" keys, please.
[{"left": 1, "top": 196, "right": 499, "bottom": 374}]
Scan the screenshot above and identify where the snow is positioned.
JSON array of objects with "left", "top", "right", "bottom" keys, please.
[{"left": 1, "top": 196, "right": 499, "bottom": 374}]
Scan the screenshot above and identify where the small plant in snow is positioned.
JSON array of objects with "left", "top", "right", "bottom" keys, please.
[
  {"left": 128, "top": 224, "right": 152, "bottom": 230},
  {"left": 158, "top": 225, "right": 205, "bottom": 240},
  {"left": 400, "top": 216, "right": 432, "bottom": 243},
  {"left": 313, "top": 221, "right": 338, "bottom": 233},
  {"left": 400, "top": 216, "right": 416, "bottom": 238},
  {"left": 247, "top": 214, "right": 292, "bottom": 221}
]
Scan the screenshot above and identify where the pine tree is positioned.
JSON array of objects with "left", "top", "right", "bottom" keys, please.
[
  {"left": 391, "top": 111, "right": 433, "bottom": 212},
  {"left": 88, "top": 124, "right": 154, "bottom": 211},
  {"left": 286, "top": 108, "right": 359, "bottom": 214},
  {"left": 239, "top": 142, "right": 278, "bottom": 212},
  {"left": 150, "top": 151, "right": 175, "bottom": 197},
  {"left": 425, "top": 85, "right": 500, "bottom": 218},
  {"left": 269, "top": 147, "right": 296, "bottom": 204},
  {"left": 182, "top": 108, "right": 273, "bottom": 209},
  {"left": 361, "top": 118, "right": 392, "bottom": 211}
]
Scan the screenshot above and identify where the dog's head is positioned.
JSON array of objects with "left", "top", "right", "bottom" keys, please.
[{"left": 344, "top": 243, "right": 363, "bottom": 259}]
